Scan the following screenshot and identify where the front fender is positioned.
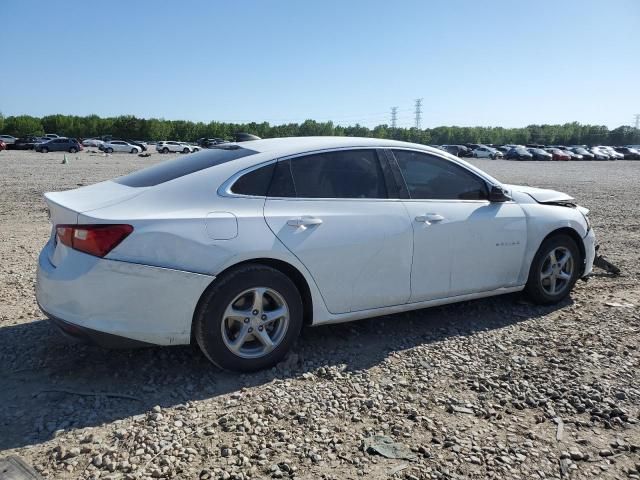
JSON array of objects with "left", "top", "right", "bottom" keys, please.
[{"left": 518, "top": 202, "right": 590, "bottom": 284}]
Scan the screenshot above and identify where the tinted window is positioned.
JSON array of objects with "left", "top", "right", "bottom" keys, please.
[
  {"left": 392, "top": 150, "right": 488, "bottom": 200},
  {"left": 268, "top": 160, "right": 296, "bottom": 197},
  {"left": 284, "top": 149, "right": 386, "bottom": 199},
  {"left": 115, "top": 146, "right": 258, "bottom": 187},
  {"left": 231, "top": 163, "right": 275, "bottom": 196}
]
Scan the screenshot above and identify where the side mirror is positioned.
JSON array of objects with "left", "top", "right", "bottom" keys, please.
[{"left": 489, "top": 185, "right": 511, "bottom": 202}]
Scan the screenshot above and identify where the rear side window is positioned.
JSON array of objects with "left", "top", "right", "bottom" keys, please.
[
  {"left": 231, "top": 163, "right": 275, "bottom": 196},
  {"left": 115, "top": 146, "right": 258, "bottom": 187},
  {"left": 392, "top": 150, "right": 488, "bottom": 200},
  {"left": 273, "top": 149, "right": 387, "bottom": 199}
]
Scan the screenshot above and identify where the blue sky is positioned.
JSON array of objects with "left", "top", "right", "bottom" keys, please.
[{"left": 2, "top": 0, "right": 638, "bottom": 128}]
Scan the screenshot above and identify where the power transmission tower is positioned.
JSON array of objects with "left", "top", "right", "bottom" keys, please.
[
  {"left": 414, "top": 98, "right": 423, "bottom": 129},
  {"left": 390, "top": 107, "right": 398, "bottom": 128}
]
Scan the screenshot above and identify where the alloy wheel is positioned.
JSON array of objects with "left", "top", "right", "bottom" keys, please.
[
  {"left": 540, "top": 247, "right": 574, "bottom": 295},
  {"left": 221, "top": 287, "right": 290, "bottom": 359}
]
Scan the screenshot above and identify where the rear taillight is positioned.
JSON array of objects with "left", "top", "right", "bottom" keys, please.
[{"left": 56, "top": 224, "right": 133, "bottom": 257}]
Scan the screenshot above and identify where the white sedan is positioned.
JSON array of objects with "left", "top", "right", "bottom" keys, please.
[
  {"left": 82, "top": 138, "right": 105, "bottom": 147},
  {"left": 102, "top": 141, "right": 142, "bottom": 154},
  {"left": 156, "top": 141, "right": 200, "bottom": 154},
  {"left": 472, "top": 146, "right": 503, "bottom": 159},
  {"left": 36, "top": 137, "right": 596, "bottom": 371}
]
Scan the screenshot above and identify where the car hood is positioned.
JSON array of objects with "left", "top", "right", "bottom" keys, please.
[{"left": 503, "top": 184, "right": 574, "bottom": 203}]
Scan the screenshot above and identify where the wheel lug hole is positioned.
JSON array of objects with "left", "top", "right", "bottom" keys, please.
[
  {"left": 252, "top": 310, "right": 259, "bottom": 316},
  {"left": 258, "top": 326, "right": 263, "bottom": 331},
  {"left": 261, "top": 314, "right": 267, "bottom": 320},
  {"left": 244, "top": 318, "right": 250, "bottom": 323},
  {"left": 248, "top": 327, "right": 253, "bottom": 333}
]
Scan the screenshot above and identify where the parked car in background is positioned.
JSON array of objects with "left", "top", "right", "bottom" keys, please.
[
  {"left": 35, "top": 136, "right": 596, "bottom": 371},
  {"left": 156, "top": 141, "right": 198, "bottom": 154},
  {"left": 614, "top": 147, "right": 640, "bottom": 160},
  {"left": 125, "top": 139, "right": 147, "bottom": 152},
  {"left": 569, "top": 147, "right": 594, "bottom": 160},
  {"left": 13, "top": 136, "right": 42, "bottom": 150},
  {"left": 589, "top": 147, "right": 611, "bottom": 160},
  {"left": 562, "top": 149, "right": 583, "bottom": 160},
  {"left": 82, "top": 138, "right": 105, "bottom": 147},
  {"left": 35, "top": 137, "right": 83, "bottom": 153},
  {"left": 0, "top": 135, "right": 17, "bottom": 145},
  {"left": 505, "top": 147, "right": 533, "bottom": 160},
  {"left": 442, "top": 145, "right": 471, "bottom": 157},
  {"left": 45, "top": 134, "right": 61, "bottom": 139},
  {"left": 102, "top": 140, "right": 142, "bottom": 154},
  {"left": 596, "top": 146, "right": 623, "bottom": 160},
  {"left": 198, "top": 138, "right": 228, "bottom": 148},
  {"left": 544, "top": 148, "right": 571, "bottom": 161},
  {"left": 527, "top": 148, "right": 553, "bottom": 161},
  {"left": 472, "top": 146, "right": 503, "bottom": 159}
]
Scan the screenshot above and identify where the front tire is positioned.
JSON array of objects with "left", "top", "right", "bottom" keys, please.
[
  {"left": 131, "top": 148, "right": 137, "bottom": 154},
  {"left": 41, "top": 147, "right": 48, "bottom": 153},
  {"left": 182, "top": 147, "right": 190, "bottom": 153},
  {"left": 194, "top": 265, "right": 303, "bottom": 372},
  {"left": 69, "top": 147, "right": 77, "bottom": 153},
  {"left": 105, "top": 148, "right": 113, "bottom": 153},
  {"left": 525, "top": 234, "right": 581, "bottom": 305}
]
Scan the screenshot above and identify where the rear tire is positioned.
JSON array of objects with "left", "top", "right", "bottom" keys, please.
[
  {"left": 194, "top": 265, "right": 303, "bottom": 372},
  {"left": 41, "top": 147, "right": 48, "bottom": 153},
  {"left": 182, "top": 147, "right": 190, "bottom": 153},
  {"left": 525, "top": 234, "right": 581, "bottom": 305},
  {"left": 106, "top": 148, "right": 113, "bottom": 153},
  {"left": 69, "top": 147, "right": 77, "bottom": 153}
]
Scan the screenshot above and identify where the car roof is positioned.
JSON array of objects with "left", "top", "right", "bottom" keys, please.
[{"left": 233, "top": 136, "right": 440, "bottom": 157}]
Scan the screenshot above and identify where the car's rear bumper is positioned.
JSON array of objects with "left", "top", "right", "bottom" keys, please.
[{"left": 36, "top": 241, "right": 214, "bottom": 346}]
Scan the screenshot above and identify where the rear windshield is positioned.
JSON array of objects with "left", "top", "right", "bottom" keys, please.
[{"left": 114, "top": 146, "right": 257, "bottom": 187}]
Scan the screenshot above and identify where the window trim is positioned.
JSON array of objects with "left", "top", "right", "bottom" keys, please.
[
  {"left": 386, "top": 148, "right": 501, "bottom": 203},
  {"left": 220, "top": 147, "right": 398, "bottom": 202}
]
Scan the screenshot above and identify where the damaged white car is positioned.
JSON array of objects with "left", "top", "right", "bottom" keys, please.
[{"left": 36, "top": 137, "right": 596, "bottom": 371}]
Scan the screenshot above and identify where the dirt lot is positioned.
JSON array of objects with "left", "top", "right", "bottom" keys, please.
[{"left": 1, "top": 148, "right": 639, "bottom": 480}]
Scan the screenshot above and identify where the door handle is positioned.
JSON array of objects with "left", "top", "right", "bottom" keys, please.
[
  {"left": 415, "top": 213, "right": 445, "bottom": 224},
  {"left": 287, "top": 216, "right": 323, "bottom": 227}
]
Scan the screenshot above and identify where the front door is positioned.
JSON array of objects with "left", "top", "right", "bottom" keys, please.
[
  {"left": 263, "top": 148, "right": 413, "bottom": 314},
  {"left": 390, "top": 149, "right": 527, "bottom": 301}
]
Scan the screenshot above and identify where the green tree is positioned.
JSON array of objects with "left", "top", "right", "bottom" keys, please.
[{"left": 3, "top": 115, "right": 44, "bottom": 137}]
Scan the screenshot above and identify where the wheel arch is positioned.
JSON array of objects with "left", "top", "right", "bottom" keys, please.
[
  {"left": 190, "top": 257, "right": 314, "bottom": 343},
  {"left": 534, "top": 227, "right": 586, "bottom": 276}
]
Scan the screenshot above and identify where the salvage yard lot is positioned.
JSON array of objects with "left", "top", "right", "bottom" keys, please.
[{"left": 1, "top": 149, "right": 639, "bottom": 479}]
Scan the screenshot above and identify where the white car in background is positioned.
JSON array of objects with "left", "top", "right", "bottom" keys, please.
[
  {"left": 589, "top": 147, "right": 611, "bottom": 160},
  {"left": 0, "top": 134, "right": 17, "bottom": 145},
  {"left": 36, "top": 137, "right": 595, "bottom": 371},
  {"left": 82, "top": 138, "right": 105, "bottom": 147},
  {"left": 472, "top": 146, "right": 503, "bottom": 159},
  {"left": 156, "top": 141, "right": 200, "bottom": 154},
  {"left": 103, "top": 140, "right": 142, "bottom": 154},
  {"left": 596, "top": 146, "right": 623, "bottom": 160}
]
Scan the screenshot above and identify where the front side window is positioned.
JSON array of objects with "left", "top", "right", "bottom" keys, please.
[
  {"left": 276, "top": 149, "right": 387, "bottom": 199},
  {"left": 392, "top": 150, "right": 488, "bottom": 200}
]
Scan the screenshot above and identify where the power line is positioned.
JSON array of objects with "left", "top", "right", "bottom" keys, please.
[
  {"left": 390, "top": 107, "right": 398, "bottom": 129},
  {"left": 414, "top": 98, "right": 423, "bottom": 129}
]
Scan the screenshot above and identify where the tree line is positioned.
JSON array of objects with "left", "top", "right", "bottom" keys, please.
[{"left": 1, "top": 113, "right": 638, "bottom": 146}]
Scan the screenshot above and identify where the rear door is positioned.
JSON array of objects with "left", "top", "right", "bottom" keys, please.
[
  {"left": 263, "top": 148, "right": 413, "bottom": 314},
  {"left": 389, "top": 149, "right": 527, "bottom": 300}
]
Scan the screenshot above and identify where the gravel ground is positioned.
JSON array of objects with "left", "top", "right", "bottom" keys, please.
[{"left": 1, "top": 149, "right": 639, "bottom": 480}]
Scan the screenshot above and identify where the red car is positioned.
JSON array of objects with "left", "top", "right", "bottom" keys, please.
[
  {"left": 545, "top": 148, "right": 571, "bottom": 161},
  {"left": 0, "top": 140, "right": 6, "bottom": 151}
]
